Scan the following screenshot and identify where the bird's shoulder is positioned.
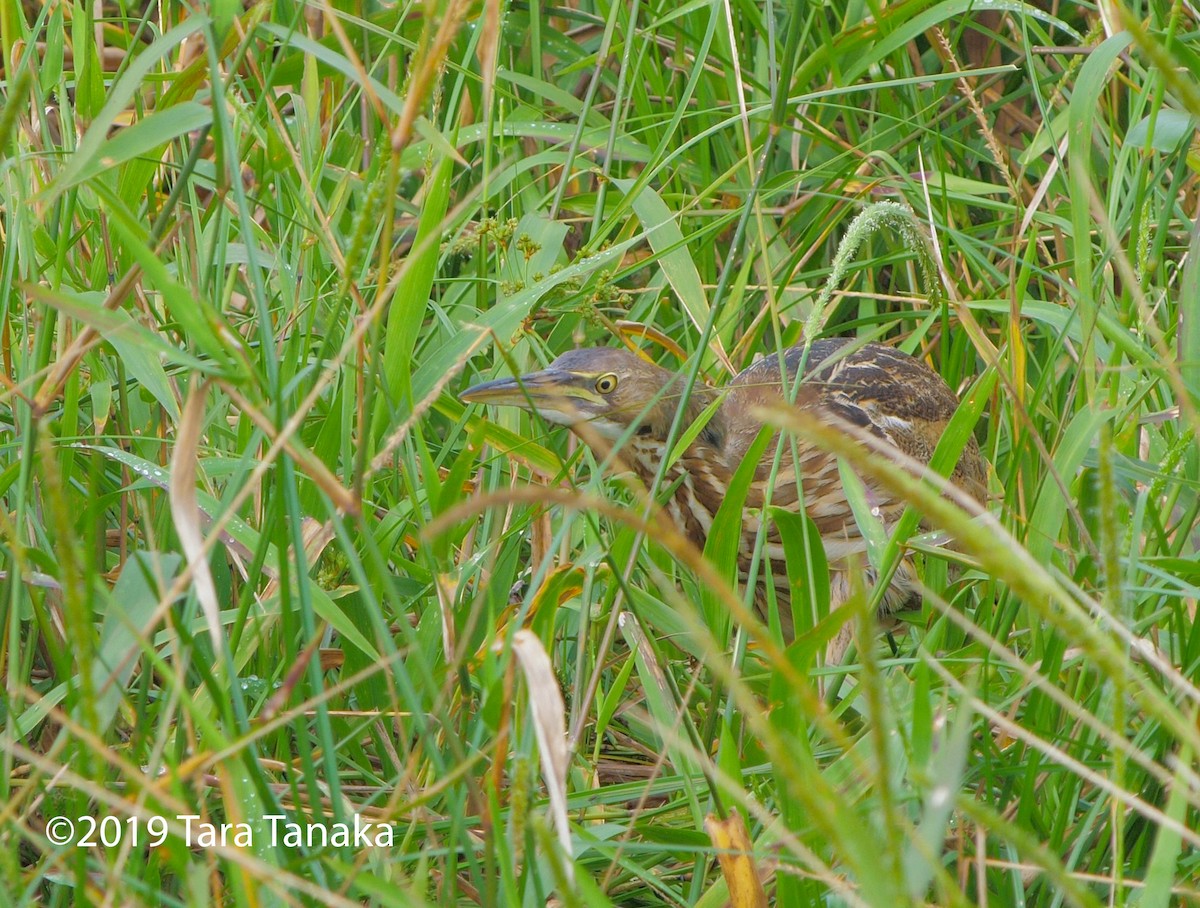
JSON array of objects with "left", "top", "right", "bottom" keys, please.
[{"left": 727, "top": 338, "right": 962, "bottom": 425}]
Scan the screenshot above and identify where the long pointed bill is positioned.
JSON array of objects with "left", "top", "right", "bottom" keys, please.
[
  {"left": 460, "top": 369, "right": 597, "bottom": 425},
  {"left": 458, "top": 375, "right": 533, "bottom": 406}
]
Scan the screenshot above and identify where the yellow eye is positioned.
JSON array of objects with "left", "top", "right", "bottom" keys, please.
[{"left": 595, "top": 373, "right": 618, "bottom": 394}]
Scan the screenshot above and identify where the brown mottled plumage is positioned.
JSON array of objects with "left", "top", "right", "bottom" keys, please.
[{"left": 461, "top": 339, "right": 986, "bottom": 657}]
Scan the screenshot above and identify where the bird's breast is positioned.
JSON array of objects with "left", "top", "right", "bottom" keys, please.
[{"left": 615, "top": 440, "right": 727, "bottom": 549}]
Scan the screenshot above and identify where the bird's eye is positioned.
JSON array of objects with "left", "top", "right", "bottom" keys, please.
[{"left": 595, "top": 373, "right": 618, "bottom": 394}]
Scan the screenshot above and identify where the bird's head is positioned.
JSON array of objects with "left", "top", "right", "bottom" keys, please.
[{"left": 461, "top": 347, "right": 721, "bottom": 446}]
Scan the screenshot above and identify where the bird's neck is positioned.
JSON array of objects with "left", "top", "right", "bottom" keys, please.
[
  {"left": 570, "top": 393, "right": 733, "bottom": 548},
  {"left": 617, "top": 433, "right": 730, "bottom": 548}
]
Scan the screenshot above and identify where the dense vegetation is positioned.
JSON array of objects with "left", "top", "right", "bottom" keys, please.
[{"left": 1, "top": 0, "right": 1198, "bottom": 905}]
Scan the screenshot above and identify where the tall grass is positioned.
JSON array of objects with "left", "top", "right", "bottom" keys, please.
[{"left": 1, "top": 0, "right": 1198, "bottom": 905}]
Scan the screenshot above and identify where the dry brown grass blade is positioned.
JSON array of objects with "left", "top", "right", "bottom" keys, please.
[
  {"left": 511, "top": 629, "right": 574, "bottom": 884},
  {"left": 477, "top": 0, "right": 500, "bottom": 123},
  {"left": 169, "top": 378, "right": 224, "bottom": 653},
  {"left": 705, "top": 812, "right": 769, "bottom": 908},
  {"left": 390, "top": 0, "right": 473, "bottom": 155}
]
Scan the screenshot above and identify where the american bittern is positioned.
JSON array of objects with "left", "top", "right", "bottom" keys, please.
[{"left": 461, "top": 339, "right": 986, "bottom": 657}]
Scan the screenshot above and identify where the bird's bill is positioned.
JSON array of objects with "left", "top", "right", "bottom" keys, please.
[{"left": 459, "top": 369, "right": 599, "bottom": 423}]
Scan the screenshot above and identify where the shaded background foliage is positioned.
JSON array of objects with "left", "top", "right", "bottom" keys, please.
[{"left": 0, "top": 0, "right": 1198, "bottom": 905}]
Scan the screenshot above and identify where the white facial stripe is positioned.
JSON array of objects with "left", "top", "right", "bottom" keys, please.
[
  {"left": 586, "top": 418, "right": 625, "bottom": 439},
  {"left": 538, "top": 409, "right": 580, "bottom": 427}
]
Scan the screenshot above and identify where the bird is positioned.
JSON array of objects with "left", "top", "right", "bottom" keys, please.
[{"left": 460, "top": 338, "right": 987, "bottom": 660}]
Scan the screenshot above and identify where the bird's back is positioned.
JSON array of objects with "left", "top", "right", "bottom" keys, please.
[{"left": 722, "top": 338, "right": 986, "bottom": 503}]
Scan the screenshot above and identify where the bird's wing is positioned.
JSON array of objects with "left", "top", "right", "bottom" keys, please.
[{"left": 722, "top": 339, "right": 987, "bottom": 500}]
